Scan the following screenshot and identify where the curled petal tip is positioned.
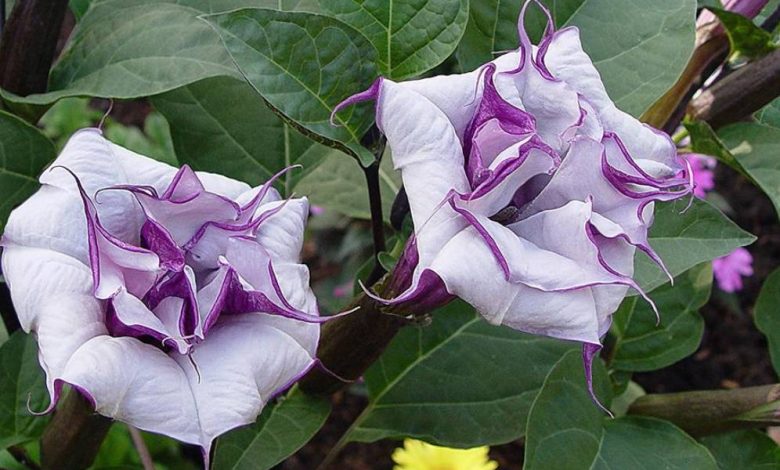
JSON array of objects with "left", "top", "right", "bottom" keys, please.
[{"left": 329, "top": 78, "right": 383, "bottom": 127}]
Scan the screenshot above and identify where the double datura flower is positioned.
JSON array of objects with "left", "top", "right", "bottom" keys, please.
[
  {"left": 0, "top": 129, "right": 322, "bottom": 457},
  {"left": 337, "top": 0, "right": 692, "bottom": 395}
]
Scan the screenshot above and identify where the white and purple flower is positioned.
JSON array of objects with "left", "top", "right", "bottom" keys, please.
[
  {"left": 337, "top": 0, "right": 693, "bottom": 393},
  {"left": 1, "top": 129, "right": 323, "bottom": 457}
]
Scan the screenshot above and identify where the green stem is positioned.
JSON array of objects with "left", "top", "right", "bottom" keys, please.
[{"left": 627, "top": 383, "right": 780, "bottom": 436}]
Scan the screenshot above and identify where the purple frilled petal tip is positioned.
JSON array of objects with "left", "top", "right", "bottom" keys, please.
[
  {"left": 0, "top": 128, "right": 323, "bottom": 458},
  {"left": 334, "top": 0, "right": 692, "bottom": 408}
]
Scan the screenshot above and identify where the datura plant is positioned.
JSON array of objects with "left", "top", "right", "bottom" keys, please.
[{"left": 0, "top": 0, "right": 778, "bottom": 469}]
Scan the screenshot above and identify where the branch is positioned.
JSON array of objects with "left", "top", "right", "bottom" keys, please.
[
  {"left": 40, "top": 391, "right": 112, "bottom": 470},
  {"left": 628, "top": 383, "right": 780, "bottom": 436},
  {"left": 299, "top": 275, "right": 408, "bottom": 395},
  {"left": 360, "top": 125, "right": 388, "bottom": 286},
  {"left": 688, "top": 48, "right": 780, "bottom": 129},
  {"left": 0, "top": 0, "right": 69, "bottom": 95}
]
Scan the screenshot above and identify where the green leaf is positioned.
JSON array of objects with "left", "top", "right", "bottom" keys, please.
[
  {"left": 204, "top": 8, "right": 379, "bottom": 166},
  {"left": 3, "top": 0, "right": 250, "bottom": 106},
  {"left": 685, "top": 120, "right": 754, "bottom": 182},
  {"left": 322, "top": 0, "right": 468, "bottom": 80},
  {"left": 152, "top": 76, "right": 328, "bottom": 195},
  {"left": 344, "top": 301, "right": 575, "bottom": 447},
  {"left": 103, "top": 113, "right": 178, "bottom": 166},
  {"left": 611, "top": 263, "right": 711, "bottom": 372},
  {"left": 701, "top": 430, "right": 780, "bottom": 469},
  {"left": 569, "top": 0, "right": 696, "bottom": 117},
  {"left": 456, "top": 0, "right": 586, "bottom": 72},
  {"left": 0, "top": 332, "right": 49, "bottom": 450},
  {"left": 525, "top": 351, "right": 717, "bottom": 469},
  {"left": 0, "top": 321, "right": 7, "bottom": 347},
  {"left": 212, "top": 387, "right": 331, "bottom": 470},
  {"left": 635, "top": 198, "right": 755, "bottom": 292},
  {"left": 709, "top": 8, "right": 777, "bottom": 59},
  {"left": 0, "top": 111, "right": 56, "bottom": 232},
  {"left": 293, "top": 149, "right": 400, "bottom": 221},
  {"left": 755, "top": 267, "right": 780, "bottom": 376},
  {"left": 755, "top": 97, "right": 780, "bottom": 128},
  {"left": 457, "top": 0, "right": 697, "bottom": 117},
  {"left": 719, "top": 122, "right": 780, "bottom": 218}
]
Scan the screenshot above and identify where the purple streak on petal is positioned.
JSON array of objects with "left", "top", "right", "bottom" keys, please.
[
  {"left": 464, "top": 64, "right": 536, "bottom": 184},
  {"left": 585, "top": 220, "right": 660, "bottom": 322},
  {"left": 141, "top": 219, "right": 185, "bottom": 272},
  {"left": 363, "top": 268, "right": 454, "bottom": 315},
  {"left": 143, "top": 270, "right": 199, "bottom": 336},
  {"left": 237, "top": 165, "right": 300, "bottom": 220},
  {"left": 52, "top": 166, "right": 159, "bottom": 299},
  {"left": 466, "top": 135, "right": 560, "bottom": 201},
  {"left": 713, "top": 247, "right": 754, "bottom": 293},
  {"left": 582, "top": 343, "right": 614, "bottom": 417},
  {"left": 105, "top": 299, "right": 171, "bottom": 345},
  {"left": 446, "top": 196, "right": 512, "bottom": 280},
  {"left": 222, "top": 268, "right": 336, "bottom": 324},
  {"left": 330, "top": 78, "right": 383, "bottom": 127}
]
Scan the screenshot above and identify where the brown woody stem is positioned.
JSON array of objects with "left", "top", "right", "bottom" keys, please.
[
  {"left": 628, "top": 384, "right": 780, "bottom": 436},
  {"left": 40, "top": 391, "right": 112, "bottom": 470},
  {"left": 0, "top": 0, "right": 69, "bottom": 95},
  {"left": 688, "top": 48, "right": 780, "bottom": 129}
]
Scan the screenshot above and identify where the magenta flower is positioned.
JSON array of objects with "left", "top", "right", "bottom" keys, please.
[
  {"left": 713, "top": 247, "right": 754, "bottom": 292},
  {"left": 337, "top": 0, "right": 692, "bottom": 393},
  {"left": 1, "top": 129, "right": 322, "bottom": 458}
]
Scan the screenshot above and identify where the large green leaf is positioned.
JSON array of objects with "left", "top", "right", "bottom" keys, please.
[
  {"left": 635, "top": 198, "right": 755, "bottom": 292},
  {"left": 152, "top": 77, "right": 328, "bottom": 195},
  {"left": 701, "top": 430, "right": 780, "bottom": 469},
  {"left": 293, "top": 149, "right": 400, "bottom": 221},
  {"left": 343, "top": 301, "right": 575, "bottom": 447},
  {"left": 0, "top": 111, "right": 56, "bottom": 231},
  {"left": 0, "top": 333, "right": 49, "bottom": 450},
  {"left": 205, "top": 8, "right": 379, "bottom": 165},
  {"left": 322, "top": 0, "right": 468, "bottom": 80},
  {"left": 611, "top": 263, "right": 711, "bottom": 372},
  {"left": 755, "top": 268, "right": 780, "bottom": 376},
  {"left": 720, "top": 122, "right": 780, "bottom": 218},
  {"left": 3, "top": 0, "right": 253, "bottom": 106},
  {"left": 525, "top": 351, "right": 717, "bottom": 469},
  {"left": 755, "top": 98, "right": 780, "bottom": 128},
  {"left": 456, "top": 0, "right": 586, "bottom": 72},
  {"left": 457, "top": 0, "right": 696, "bottom": 117},
  {"left": 212, "top": 388, "right": 330, "bottom": 470}
]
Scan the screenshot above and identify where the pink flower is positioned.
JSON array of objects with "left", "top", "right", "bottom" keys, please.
[
  {"left": 713, "top": 247, "right": 754, "bottom": 292},
  {"left": 683, "top": 153, "right": 717, "bottom": 199},
  {"left": 697, "top": 0, "right": 769, "bottom": 32}
]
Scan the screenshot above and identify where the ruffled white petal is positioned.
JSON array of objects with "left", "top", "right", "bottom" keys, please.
[
  {"left": 59, "top": 314, "right": 316, "bottom": 451},
  {"left": 1, "top": 245, "right": 106, "bottom": 398}
]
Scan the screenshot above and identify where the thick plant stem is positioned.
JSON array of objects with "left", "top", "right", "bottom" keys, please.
[
  {"left": 688, "top": 48, "right": 780, "bottom": 129},
  {"left": 628, "top": 383, "right": 780, "bottom": 436},
  {"left": 364, "top": 160, "right": 387, "bottom": 286},
  {"left": 299, "top": 275, "right": 409, "bottom": 395},
  {"left": 0, "top": 0, "right": 69, "bottom": 96},
  {"left": 41, "top": 391, "right": 112, "bottom": 470}
]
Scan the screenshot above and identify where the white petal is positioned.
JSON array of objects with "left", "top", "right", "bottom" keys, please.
[
  {"left": 2, "top": 185, "right": 90, "bottom": 263},
  {"left": 379, "top": 80, "right": 471, "bottom": 267},
  {"left": 1, "top": 245, "right": 106, "bottom": 397},
  {"left": 60, "top": 336, "right": 202, "bottom": 444},
  {"left": 429, "top": 227, "right": 602, "bottom": 343},
  {"left": 544, "top": 28, "right": 678, "bottom": 172},
  {"left": 254, "top": 198, "right": 309, "bottom": 264},
  {"left": 176, "top": 314, "right": 316, "bottom": 448}
]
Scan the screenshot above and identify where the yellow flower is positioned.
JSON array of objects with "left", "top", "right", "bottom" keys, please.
[{"left": 392, "top": 439, "right": 499, "bottom": 470}]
